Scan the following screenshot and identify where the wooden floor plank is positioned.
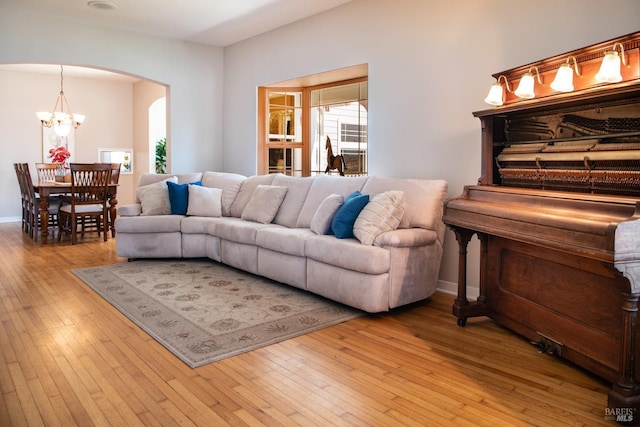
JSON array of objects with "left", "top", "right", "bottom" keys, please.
[{"left": 0, "top": 222, "right": 615, "bottom": 426}]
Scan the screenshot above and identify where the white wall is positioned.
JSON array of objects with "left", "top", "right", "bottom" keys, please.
[
  {"left": 222, "top": 0, "right": 640, "bottom": 292},
  {"left": 0, "top": 7, "right": 224, "bottom": 175},
  {"left": 0, "top": 69, "right": 136, "bottom": 219},
  {"left": 133, "top": 80, "right": 168, "bottom": 203}
]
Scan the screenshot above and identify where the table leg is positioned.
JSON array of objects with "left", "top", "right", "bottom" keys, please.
[
  {"left": 38, "top": 196, "right": 50, "bottom": 244},
  {"left": 109, "top": 192, "right": 118, "bottom": 237}
]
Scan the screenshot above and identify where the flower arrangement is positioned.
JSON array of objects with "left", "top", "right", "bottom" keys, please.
[{"left": 49, "top": 146, "right": 71, "bottom": 166}]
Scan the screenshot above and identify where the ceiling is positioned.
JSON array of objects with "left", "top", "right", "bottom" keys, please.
[
  {"left": 2, "top": 0, "right": 352, "bottom": 47},
  {"left": 1, "top": 0, "right": 352, "bottom": 81}
]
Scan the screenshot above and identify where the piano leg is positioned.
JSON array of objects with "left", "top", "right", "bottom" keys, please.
[
  {"left": 608, "top": 291, "right": 640, "bottom": 419},
  {"left": 450, "top": 227, "right": 488, "bottom": 326}
]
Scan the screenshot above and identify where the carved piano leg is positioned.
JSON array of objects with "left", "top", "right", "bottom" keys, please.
[
  {"left": 450, "top": 227, "right": 487, "bottom": 326},
  {"left": 608, "top": 292, "right": 640, "bottom": 418},
  {"left": 477, "top": 233, "right": 488, "bottom": 306}
]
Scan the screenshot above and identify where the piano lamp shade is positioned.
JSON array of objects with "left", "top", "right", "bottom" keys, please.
[
  {"left": 514, "top": 72, "right": 536, "bottom": 99},
  {"left": 595, "top": 50, "right": 622, "bottom": 83},
  {"left": 484, "top": 82, "right": 505, "bottom": 106},
  {"left": 550, "top": 63, "right": 575, "bottom": 92}
]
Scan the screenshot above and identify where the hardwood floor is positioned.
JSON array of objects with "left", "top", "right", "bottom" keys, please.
[{"left": 0, "top": 222, "right": 613, "bottom": 426}]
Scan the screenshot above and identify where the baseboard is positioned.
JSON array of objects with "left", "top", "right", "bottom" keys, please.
[
  {"left": 0, "top": 217, "right": 21, "bottom": 224},
  {"left": 437, "top": 279, "right": 479, "bottom": 299}
]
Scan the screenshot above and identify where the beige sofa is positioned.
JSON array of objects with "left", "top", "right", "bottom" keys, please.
[{"left": 114, "top": 172, "right": 448, "bottom": 313}]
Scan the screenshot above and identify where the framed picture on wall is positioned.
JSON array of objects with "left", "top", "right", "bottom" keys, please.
[{"left": 42, "top": 127, "right": 75, "bottom": 164}]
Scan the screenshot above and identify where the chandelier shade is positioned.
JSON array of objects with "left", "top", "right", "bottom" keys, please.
[{"left": 36, "top": 65, "right": 85, "bottom": 137}]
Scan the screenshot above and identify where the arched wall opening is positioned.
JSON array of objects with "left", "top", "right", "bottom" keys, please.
[{"left": 0, "top": 63, "right": 168, "bottom": 220}]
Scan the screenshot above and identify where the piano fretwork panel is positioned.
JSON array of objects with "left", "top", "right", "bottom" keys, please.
[{"left": 444, "top": 32, "right": 640, "bottom": 414}]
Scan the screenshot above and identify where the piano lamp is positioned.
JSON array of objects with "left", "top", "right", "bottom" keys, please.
[
  {"left": 550, "top": 56, "right": 582, "bottom": 92},
  {"left": 484, "top": 75, "right": 512, "bottom": 106},
  {"left": 514, "top": 66, "right": 543, "bottom": 99},
  {"left": 595, "top": 42, "right": 627, "bottom": 83},
  {"left": 36, "top": 65, "right": 86, "bottom": 137}
]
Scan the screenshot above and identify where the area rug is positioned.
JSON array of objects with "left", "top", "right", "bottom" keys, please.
[{"left": 72, "top": 260, "right": 363, "bottom": 368}]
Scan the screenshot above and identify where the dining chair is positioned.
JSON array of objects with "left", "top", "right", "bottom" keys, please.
[
  {"left": 58, "top": 163, "right": 112, "bottom": 244},
  {"left": 14, "top": 163, "right": 59, "bottom": 241},
  {"left": 14, "top": 163, "right": 31, "bottom": 233},
  {"left": 81, "top": 162, "right": 121, "bottom": 237},
  {"left": 35, "top": 162, "right": 59, "bottom": 182}
]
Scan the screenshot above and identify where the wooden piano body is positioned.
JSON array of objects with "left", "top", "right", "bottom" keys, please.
[{"left": 443, "top": 32, "right": 640, "bottom": 413}]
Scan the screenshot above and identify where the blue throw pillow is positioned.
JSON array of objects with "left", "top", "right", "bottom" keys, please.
[
  {"left": 331, "top": 191, "right": 370, "bottom": 238},
  {"left": 167, "top": 181, "right": 202, "bottom": 215}
]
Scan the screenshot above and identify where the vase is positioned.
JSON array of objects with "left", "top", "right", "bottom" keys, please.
[{"left": 55, "top": 164, "right": 67, "bottom": 182}]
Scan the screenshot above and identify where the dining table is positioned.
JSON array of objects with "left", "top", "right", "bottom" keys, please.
[{"left": 33, "top": 179, "right": 118, "bottom": 244}]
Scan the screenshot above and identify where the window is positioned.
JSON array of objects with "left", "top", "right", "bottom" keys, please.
[
  {"left": 310, "top": 81, "right": 368, "bottom": 176},
  {"left": 264, "top": 90, "right": 304, "bottom": 176},
  {"left": 258, "top": 65, "right": 368, "bottom": 177}
]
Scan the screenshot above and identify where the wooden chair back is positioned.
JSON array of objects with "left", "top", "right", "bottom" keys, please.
[
  {"left": 14, "top": 163, "right": 37, "bottom": 208},
  {"left": 68, "top": 163, "right": 113, "bottom": 207},
  {"left": 14, "top": 163, "right": 30, "bottom": 232},
  {"left": 110, "top": 163, "right": 121, "bottom": 185},
  {"left": 13, "top": 163, "right": 47, "bottom": 240},
  {"left": 35, "top": 163, "right": 59, "bottom": 182}
]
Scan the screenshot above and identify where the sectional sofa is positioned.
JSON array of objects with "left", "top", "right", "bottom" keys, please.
[{"left": 114, "top": 172, "right": 448, "bottom": 313}]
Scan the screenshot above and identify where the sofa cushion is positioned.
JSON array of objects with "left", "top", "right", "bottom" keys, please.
[
  {"left": 229, "top": 174, "right": 276, "bottom": 217},
  {"left": 296, "top": 174, "right": 369, "bottom": 228},
  {"left": 354, "top": 191, "right": 406, "bottom": 245},
  {"left": 181, "top": 216, "right": 226, "bottom": 234},
  {"left": 241, "top": 185, "right": 288, "bottom": 224},
  {"left": 200, "top": 171, "right": 245, "bottom": 217},
  {"left": 215, "top": 218, "right": 279, "bottom": 245},
  {"left": 305, "top": 235, "right": 390, "bottom": 275},
  {"left": 167, "top": 181, "right": 201, "bottom": 215},
  {"left": 331, "top": 191, "right": 370, "bottom": 238},
  {"left": 186, "top": 185, "right": 222, "bottom": 217},
  {"left": 271, "top": 175, "right": 314, "bottom": 228},
  {"left": 310, "top": 194, "right": 343, "bottom": 235},
  {"left": 137, "top": 173, "right": 176, "bottom": 188},
  {"left": 256, "top": 227, "right": 315, "bottom": 257},
  {"left": 137, "top": 172, "right": 202, "bottom": 187},
  {"left": 361, "top": 177, "right": 448, "bottom": 230},
  {"left": 136, "top": 177, "right": 178, "bottom": 216},
  {"left": 114, "top": 215, "right": 183, "bottom": 233},
  {"left": 118, "top": 203, "right": 142, "bottom": 217}
]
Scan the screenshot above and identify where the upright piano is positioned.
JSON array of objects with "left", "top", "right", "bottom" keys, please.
[{"left": 443, "top": 32, "right": 640, "bottom": 414}]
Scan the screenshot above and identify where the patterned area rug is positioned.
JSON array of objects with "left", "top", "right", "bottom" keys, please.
[{"left": 72, "top": 260, "right": 362, "bottom": 368}]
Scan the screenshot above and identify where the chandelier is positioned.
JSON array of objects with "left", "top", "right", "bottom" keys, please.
[{"left": 36, "top": 65, "right": 85, "bottom": 137}]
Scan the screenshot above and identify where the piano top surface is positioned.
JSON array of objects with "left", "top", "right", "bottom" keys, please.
[{"left": 444, "top": 185, "right": 640, "bottom": 262}]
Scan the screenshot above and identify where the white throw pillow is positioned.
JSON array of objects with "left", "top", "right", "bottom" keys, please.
[
  {"left": 241, "top": 185, "right": 288, "bottom": 224},
  {"left": 230, "top": 174, "right": 276, "bottom": 217},
  {"left": 310, "top": 194, "right": 343, "bottom": 235},
  {"left": 187, "top": 185, "right": 223, "bottom": 217},
  {"left": 353, "top": 191, "right": 406, "bottom": 245},
  {"left": 136, "top": 177, "right": 178, "bottom": 216}
]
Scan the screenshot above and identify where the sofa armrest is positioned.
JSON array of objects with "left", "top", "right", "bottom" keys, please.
[
  {"left": 374, "top": 228, "right": 438, "bottom": 248},
  {"left": 118, "top": 203, "right": 142, "bottom": 217}
]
